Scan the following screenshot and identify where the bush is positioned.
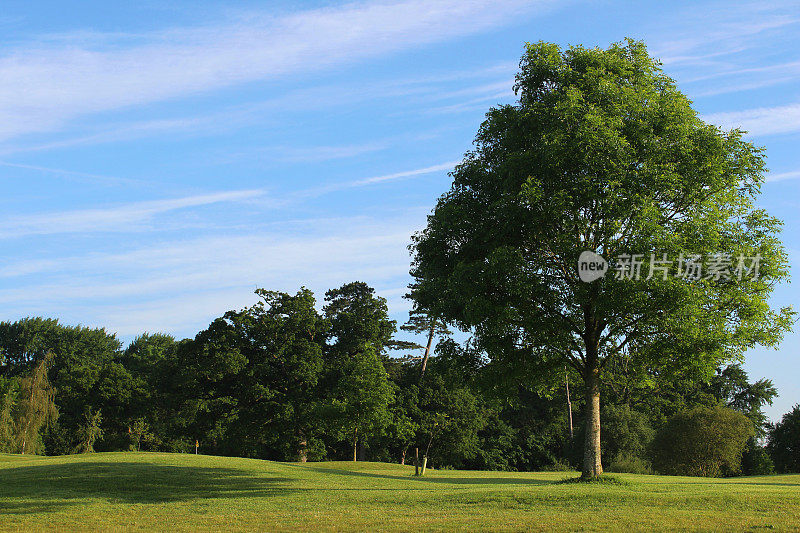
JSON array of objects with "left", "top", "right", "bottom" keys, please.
[
  {"left": 741, "top": 439, "right": 774, "bottom": 476},
  {"left": 767, "top": 405, "right": 800, "bottom": 473},
  {"left": 541, "top": 458, "right": 577, "bottom": 472},
  {"left": 602, "top": 404, "right": 654, "bottom": 461},
  {"left": 650, "top": 405, "right": 754, "bottom": 477},
  {"left": 607, "top": 452, "right": 653, "bottom": 475}
]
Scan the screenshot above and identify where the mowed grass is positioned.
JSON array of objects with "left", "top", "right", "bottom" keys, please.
[{"left": 1, "top": 452, "right": 799, "bottom": 532}]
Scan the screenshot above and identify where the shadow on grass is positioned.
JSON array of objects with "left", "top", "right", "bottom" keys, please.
[
  {"left": 295, "top": 465, "right": 553, "bottom": 486},
  {"left": 0, "top": 461, "right": 295, "bottom": 513}
]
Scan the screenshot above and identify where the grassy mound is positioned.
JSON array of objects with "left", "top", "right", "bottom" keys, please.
[
  {"left": 556, "top": 474, "right": 630, "bottom": 485},
  {"left": 0, "top": 452, "right": 798, "bottom": 531}
]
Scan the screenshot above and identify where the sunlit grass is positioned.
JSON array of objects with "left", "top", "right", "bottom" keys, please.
[{"left": 1, "top": 452, "right": 798, "bottom": 531}]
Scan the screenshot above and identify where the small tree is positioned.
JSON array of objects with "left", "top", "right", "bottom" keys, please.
[
  {"left": 13, "top": 352, "right": 58, "bottom": 454},
  {"left": 74, "top": 409, "right": 103, "bottom": 453},
  {"left": 767, "top": 405, "right": 800, "bottom": 473},
  {"left": 650, "top": 405, "right": 753, "bottom": 477},
  {"left": 0, "top": 378, "right": 19, "bottom": 452},
  {"left": 128, "top": 418, "right": 154, "bottom": 452},
  {"left": 333, "top": 345, "right": 394, "bottom": 461}
]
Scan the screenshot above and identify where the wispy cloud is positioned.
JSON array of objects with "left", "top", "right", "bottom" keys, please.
[
  {"left": 653, "top": 11, "right": 798, "bottom": 66},
  {"left": 0, "top": 0, "right": 551, "bottom": 143},
  {"left": 703, "top": 103, "right": 800, "bottom": 136},
  {"left": 0, "top": 212, "right": 423, "bottom": 335},
  {"left": 0, "top": 189, "right": 265, "bottom": 239},
  {"left": 0, "top": 160, "right": 147, "bottom": 187},
  {"left": 300, "top": 160, "right": 458, "bottom": 198},
  {"left": 235, "top": 142, "right": 388, "bottom": 164},
  {"left": 0, "top": 157, "right": 455, "bottom": 241},
  {"left": 646, "top": 1, "right": 800, "bottom": 102},
  {"left": 767, "top": 170, "right": 800, "bottom": 182}
]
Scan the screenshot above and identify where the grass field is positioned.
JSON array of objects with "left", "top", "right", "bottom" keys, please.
[{"left": 1, "top": 452, "right": 799, "bottom": 531}]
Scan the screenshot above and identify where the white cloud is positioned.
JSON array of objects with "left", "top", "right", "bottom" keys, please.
[
  {"left": 653, "top": 11, "right": 798, "bottom": 66},
  {"left": 0, "top": 158, "right": 454, "bottom": 242},
  {"left": 0, "top": 0, "right": 551, "bottom": 143},
  {"left": 0, "top": 160, "right": 147, "bottom": 187},
  {"left": 240, "top": 142, "right": 388, "bottom": 164},
  {"left": 0, "top": 61, "right": 518, "bottom": 156},
  {"left": 702, "top": 103, "right": 800, "bottom": 137},
  {"left": 0, "top": 212, "right": 424, "bottom": 336},
  {"left": 302, "top": 160, "right": 458, "bottom": 198},
  {"left": 767, "top": 170, "right": 800, "bottom": 182},
  {"left": 349, "top": 161, "right": 458, "bottom": 186},
  {"left": 0, "top": 189, "right": 265, "bottom": 238}
]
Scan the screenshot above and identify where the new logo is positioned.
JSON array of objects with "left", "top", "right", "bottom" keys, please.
[{"left": 577, "top": 251, "right": 607, "bottom": 282}]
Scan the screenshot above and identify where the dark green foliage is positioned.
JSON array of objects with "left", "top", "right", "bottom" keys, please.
[
  {"left": 324, "top": 282, "right": 396, "bottom": 460},
  {"left": 601, "top": 404, "right": 654, "bottom": 472},
  {"left": 607, "top": 453, "right": 652, "bottom": 475},
  {"left": 0, "top": 376, "right": 18, "bottom": 452},
  {"left": 557, "top": 474, "right": 628, "bottom": 485},
  {"left": 0, "top": 283, "right": 786, "bottom": 475},
  {"left": 650, "top": 405, "right": 754, "bottom": 477},
  {"left": 740, "top": 439, "right": 774, "bottom": 476},
  {"left": 705, "top": 364, "right": 777, "bottom": 438},
  {"left": 330, "top": 345, "right": 394, "bottom": 460},
  {"left": 0, "top": 317, "right": 120, "bottom": 454},
  {"left": 767, "top": 405, "right": 800, "bottom": 473},
  {"left": 177, "top": 288, "right": 329, "bottom": 460}
]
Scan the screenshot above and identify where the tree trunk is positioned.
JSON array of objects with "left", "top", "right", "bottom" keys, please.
[
  {"left": 297, "top": 431, "right": 307, "bottom": 463},
  {"left": 352, "top": 428, "right": 358, "bottom": 462},
  {"left": 565, "top": 366, "right": 573, "bottom": 440},
  {"left": 357, "top": 439, "right": 366, "bottom": 462},
  {"left": 420, "top": 321, "right": 436, "bottom": 379},
  {"left": 400, "top": 447, "right": 406, "bottom": 465},
  {"left": 582, "top": 363, "right": 602, "bottom": 478}
]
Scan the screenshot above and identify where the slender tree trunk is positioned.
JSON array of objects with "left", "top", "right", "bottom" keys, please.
[
  {"left": 357, "top": 439, "right": 366, "bottom": 461},
  {"left": 400, "top": 447, "right": 407, "bottom": 465},
  {"left": 565, "top": 366, "right": 573, "bottom": 440},
  {"left": 297, "top": 430, "right": 307, "bottom": 462},
  {"left": 420, "top": 320, "right": 436, "bottom": 380},
  {"left": 352, "top": 428, "right": 358, "bottom": 462},
  {"left": 582, "top": 361, "right": 602, "bottom": 478}
]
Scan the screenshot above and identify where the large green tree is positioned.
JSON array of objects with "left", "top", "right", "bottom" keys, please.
[
  {"left": 409, "top": 39, "right": 793, "bottom": 478},
  {"left": 324, "top": 282, "right": 395, "bottom": 460},
  {"left": 767, "top": 405, "right": 800, "bottom": 473},
  {"left": 177, "top": 288, "right": 328, "bottom": 460}
]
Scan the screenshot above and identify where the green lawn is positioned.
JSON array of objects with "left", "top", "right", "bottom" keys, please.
[{"left": 0, "top": 452, "right": 798, "bottom": 531}]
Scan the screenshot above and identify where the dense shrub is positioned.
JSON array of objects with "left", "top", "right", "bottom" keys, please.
[
  {"left": 650, "top": 405, "right": 754, "bottom": 477},
  {"left": 607, "top": 452, "right": 653, "bottom": 475},
  {"left": 601, "top": 404, "right": 654, "bottom": 472},
  {"left": 740, "top": 439, "right": 774, "bottom": 475},
  {"left": 767, "top": 405, "right": 800, "bottom": 473}
]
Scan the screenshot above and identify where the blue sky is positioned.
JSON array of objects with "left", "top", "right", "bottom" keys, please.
[{"left": 1, "top": 0, "right": 798, "bottom": 419}]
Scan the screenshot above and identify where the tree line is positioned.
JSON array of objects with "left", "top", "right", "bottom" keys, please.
[
  {"left": 0, "top": 281, "right": 797, "bottom": 476},
  {"left": 3, "top": 38, "right": 798, "bottom": 479}
]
